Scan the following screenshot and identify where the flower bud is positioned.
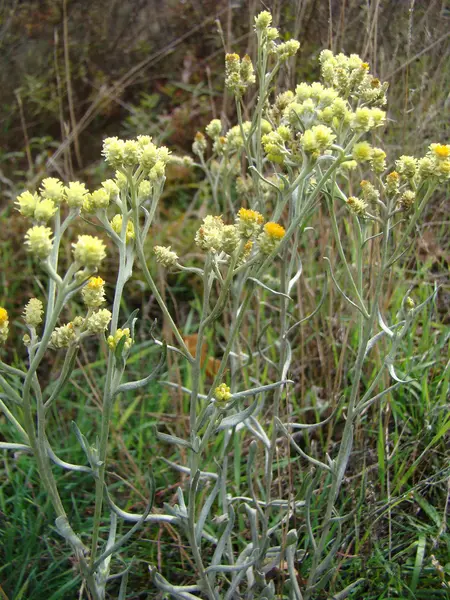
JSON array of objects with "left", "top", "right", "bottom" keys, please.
[
  {"left": 215, "top": 383, "right": 232, "bottom": 402},
  {"left": 154, "top": 245, "right": 178, "bottom": 268},
  {"left": 50, "top": 323, "right": 76, "bottom": 349},
  {"left": 72, "top": 235, "right": 106, "bottom": 269},
  {"left": 23, "top": 298, "right": 44, "bottom": 328},
  {"left": 195, "top": 215, "right": 225, "bottom": 253},
  {"left": 254, "top": 10, "right": 272, "bottom": 30},
  {"left": 102, "top": 137, "right": 125, "bottom": 168},
  {"left": 16, "top": 191, "right": 39, "bottom": 217},
  {"left": 25, "top": 225, "right": 53, "bottom": 259},
  {"left": 86, "top": 309, "right": 112, "bottom": 334},
  {"left": 65, "top": 181, "right": 89, "bottom": 208},
  {"left": 82, "top": 276, "right": 106, "bottom": 308},
  {"left": 107, "top": 328, "right": 133, "bottom": 352},
  {"left": 110, "top": 215, "right": 135, "bottom": 242},
  {"left": 258, "top": 222, "right": 286, "bottom": 254},
  {"left": 346, "top": 196, "right": 368, "bottom": 217},
  {"left": 236, "top": 208, "right": 264, "bottom": 239},
  {"left": 205, "top": 119, "right": 222, "bottom": 139},
  {"left": 34, "top": 198, "right": 57, "bottom": 223},
  {"left": 40, "top": 178, "right": 64, "bottom": 204}
]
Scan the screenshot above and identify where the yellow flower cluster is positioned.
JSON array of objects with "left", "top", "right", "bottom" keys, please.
[
  {"left": 214, "top": 383, "right": 232, "bottom": 402},
  {"left": 258, "top": 222, "right": 286, "bottom": 255},
  {"left": 110, "top": 215, "right": 135, "bottom": 243},
  {"left": 0, "top": 307, "right": 9, "bottom": 345},
  {"left": 82, "top": 277, "right": 106, "bottom": 308},
  {"left": 107, "top": 328, "right": 133, "bottom": 352},
  {"left": 102, "top": 135, "right": 170, "bottom": 181},
  {"left": 72, "top": 235, "right": 106, "bottom": 270},
  {"left": 225, "top": 53, "right": 256, "bottom": 97}
]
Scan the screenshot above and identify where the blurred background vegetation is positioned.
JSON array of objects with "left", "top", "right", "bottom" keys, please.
[{"left": 0, "top": 1, "right": 449, "bottom": 598}]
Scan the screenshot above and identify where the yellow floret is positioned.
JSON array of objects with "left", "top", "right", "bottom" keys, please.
[
  {"left": 238, "top": 208, "right": 264, "bottom": 224},
  {"left": 264, "top": 222, "right": 286, "bottom": 240},
  {"left": 0, "top": 307, "right": 8, "bottom": 325}
]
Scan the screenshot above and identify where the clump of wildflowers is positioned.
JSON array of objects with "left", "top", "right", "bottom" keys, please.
[
  {"left": 23, "top": 298, "right": 44, "bottom": 328},
  {"left": 0, "top": 307, "right": 9, "bottom": 345},
  {"left": 154, "top": 246, "right": 178, "bottom": 268},
  {"left": 72, "top": 235, "right": 106, "bottom": 269},
  {"left": 319, "top": 50, "right": 388, "bottom": 105},
  {"left": 82, "top": 277, "right": 106, "bottom": 308},
  {"left": 25, "top": 226, "right": 53, "bottom": 259}
]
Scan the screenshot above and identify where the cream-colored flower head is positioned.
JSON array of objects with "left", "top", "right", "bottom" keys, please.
[
  {"left": 236, "top": 208, "right": 264, "bottom": 239},
  {"left": 395, "top": 155, "right": 418, "bottom": 179},
  {"left": 102, "top": 137, "right": 125, "bottom": 169},
  {"left": 40, "top": 178, "right": 64, "bottom": 204},
  {"left": 16, "top": 191, "right": 39, "bottom": 217},
  {"left": 215, "top": 383, "right": 232, "bottom": 402},
  {"left": 64, "top": 181, "right": 89, "bottom": 208},
  {"left": 385, "top": 171, "right": 400, "bottom": 195},
  {"left": 154, "top": 246, "right": 178, "bottom": 268},
  {"left": 138, "top": 180, "right": 152, "bottom": 200},
  {"left": 25, "top": 226, "right": 53, "bottom": 259},
  {"left": 101, "top": 180, "right": 120, "bottom": 202},
  {"left": 34, "top": 198, "right": 57, "bottom": 223},
  {"left": 195, "top": 215, "right": 225, "bottom": 253},
  {"left": 89, "top": 188, "right": 111, "bottom": 210},
  {"left": 221, "top": 225, "right": 240, "bottom": 255},
  {"left": 398, "top": 190, "right": 416, "bottom": 211},
  {"left": 72, "top": 235, "right": 106, "bottom": 269},
  {"left": 254, "top": 10, "right": 272, "bottom": 30},
  {"left": 370, "top": 148, "right": 386, "bottom": 173},
  {"left": 258, "top": 222, "right": 286, "bottom": 254},
  {"left": 205, "top": 119, "right": 222, "bottom": 139},
  {"left": 86, "top": 309, "right": 112, "bottom": 334},
  {"left": 122, "top": 140, "right": 141, "bottom": 167},
  {"left": 82, "top": 276, "right": 106, "bottom": 308},
  {"left": 346, "top": 196, "right": 368, "bottom": 217},
  {"left": 49, "top": 323, "right": 76, "bottom": 349},
  {"left": 107, "top": 328, "right": 133, "bottom": 352},
  {"left": 23, "top": 298, "right": 44, "bottom": 328},
  {"left": 0, "top": 307, "right": 9, "bottom": 345},
  {"left": 110, "top": 215, "right": 135, "bottom": 242},
  {"left": 300, "top": 125, "right": 336, "bottom": 155},
  {"left": 273, "top": 39, "right": 300, "bottom": 61},
  {"left": 192, "top": 132, "right": 207, "bottom": 157}
]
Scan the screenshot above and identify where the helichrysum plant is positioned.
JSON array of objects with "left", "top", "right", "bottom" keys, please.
[{"left": 1, "top": 10, "right": 448, "bottom": 599}]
